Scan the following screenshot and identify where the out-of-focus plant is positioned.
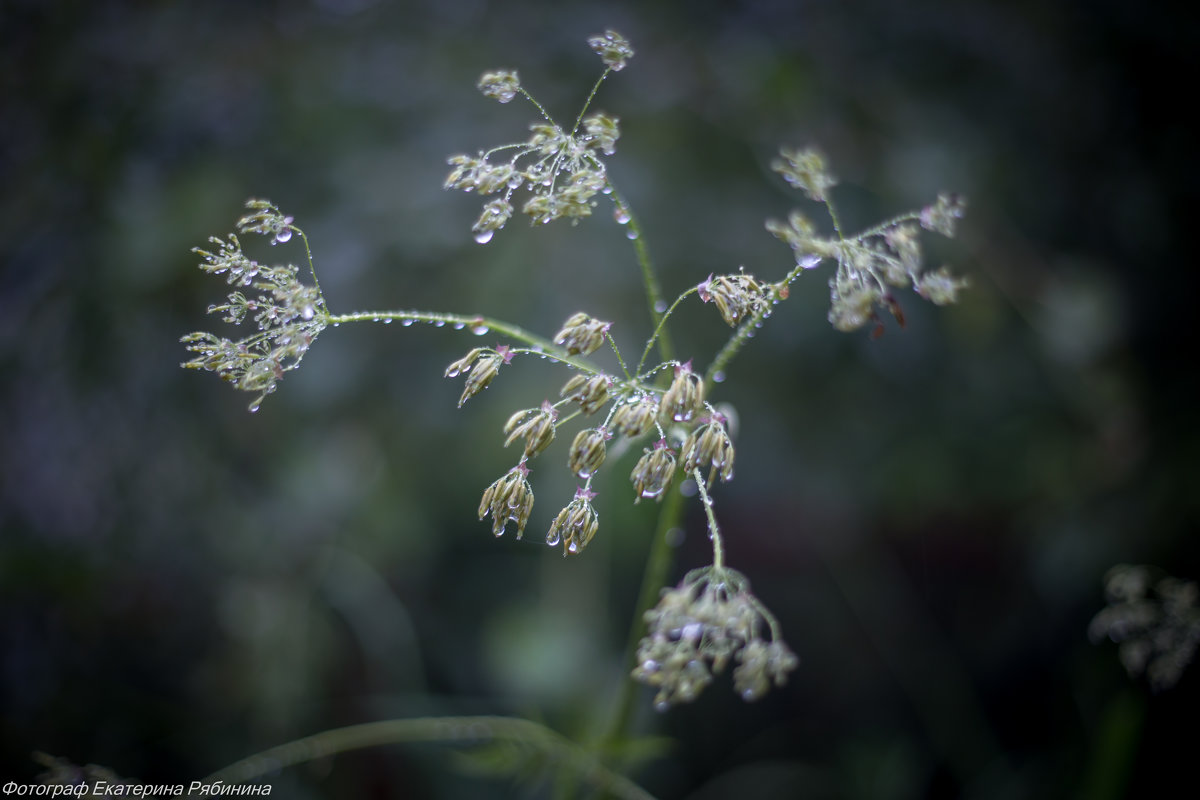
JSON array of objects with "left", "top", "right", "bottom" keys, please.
[
  {"left": 1090, "top": 564, "right": 1200, "bottom": 692},
  {"left": 177, "top": 29, "right": 967, "bottom": 796}
]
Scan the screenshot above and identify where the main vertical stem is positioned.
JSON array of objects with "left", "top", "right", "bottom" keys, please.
[{"left": 602, "top": 488, "right": 683, "bottom": 752}]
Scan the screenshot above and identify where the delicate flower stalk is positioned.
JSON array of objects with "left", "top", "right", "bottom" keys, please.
[
  {"left": 681, "top": 414, "right": 735, "bottom": 486},
  {"left": 631, "top": 439, "right": 676, "bottom": 503},
  {"left": 547, "top": 486, "right": 600, "bottom": 555},
  {"left": 568, "top": 427, "right": 609, "bottom": 479},
  {"left": 479, "top": 463, "right": 535, "bottom": 538},
  {"left": 503, "top": 401, "right": 558, "bottom": 457},
  {"left": 554, "top": 312, "right": 611, "bottom": 356},
  {"left": 561, "top": 373, "right": 611, "bottom": 415},
  {"left": 659, "top": 361, "right": 704, "bottom": 423}
]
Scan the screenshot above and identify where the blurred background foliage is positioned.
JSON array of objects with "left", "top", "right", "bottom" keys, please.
[{"left": 1, "top": 0, "right": 1196, "bottom": 797}]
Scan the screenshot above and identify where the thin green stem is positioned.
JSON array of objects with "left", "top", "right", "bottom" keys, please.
[
  {"left": 605, "top": 330, "right": 632, "bottom": 381},
  {"left": 692, "top": 468, "right": 724, "bottom": 570},
  {"left": 607, "top": 182, "right": 673, "bottom": 364},
  {"left": 519, "top": 87, "right": 556, "bottom": 126},
  {"left": 295, "top": 228, "right": 323, "bottom": 299},
  {"left": 636, "top": 288, "right": 697, "bottom": 376},
  {"left": 572, "top": 68, "right": 613, "bottom": 134},
  {"left": 326, "top": 309, "right": 600, "bottom": 374},
  {"left": 824, "top": 195, "right": 846, "bottom": 242},
  {"left": 852, "top": 210, "right": 921, "bottom": 241},
  {"left": 205, "top": 716, "right": 657, "bottom": 800},
  {"left": 603, "top": 488, "right": 683, "bottom": 752}
]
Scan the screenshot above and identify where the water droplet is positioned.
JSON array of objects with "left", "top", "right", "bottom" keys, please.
[
  {"left": 712, "top": 370, "right": 726, "bottom": 383},
  {"left": 453, "top": 322, "right": 465, "bottom": 330},
  {"left": 653, "top": 300, "right": 668, "bottom": 313},
  {"left": 474, "top": 229, "right": 494, "bottom": 244},
  {"left": 434, "top": 320, "right": 445, "bottom": 328},
  {"left": 800, "top": 254, "right": 821, "bottom": 269},
  {"left": 639, "top": 487, "right": 663, "bottom": 499},
  {"left": 613, "top": 206, "right": 630, "bottom": 225},
  {"left": 382, "top": 318, "right": 392, "bottom": 324},
  {"left": 654, "top": 701, "right": 670, "bottom": 713},
  {"left": 546, "top": 530, "right": 561, "bottom": 547},
  {"left": 401, "top": 319, "right": 414, "bottom": 327},
  {"left": 471, "top": 324, "right": 489, "bottom": 335},
  {"left": 601, "top": 185, "right": 612, "bottom": 195},
  {"left": 248, "top": 402, "right": 261, "bottom": 413},
  {"left": 625, "top": 228, "right": 639, "bottom": 240},
  {"left": 274, "top": 229, "right": 293, "bottom": 244},
  {"left": 567, "top": 541, "right": 578, "bottom": 554}
]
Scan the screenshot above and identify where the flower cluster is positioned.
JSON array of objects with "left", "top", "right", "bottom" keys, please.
[
  {"left": 444, "top": 345, "right": 514, "bottom": 406},
  {"left": 698, "top": 271, "right": 774, "bottom": 327},
  {"left": 446, "top": 308, "right": 735, "bottom": 552},
  {"left": 547, "top": 486, "right": 600, "bottom": 555},
  {"left": 632, "top": 567, "right": 798, "bottom": 709},
  {"left": 587, "top": 30, "right": 634, "bottom": 71},
  {"left": 444, "top": 32, "right": 633, "bottom": 242},
  {"left": 1089, "top": 564, "right": 1200, "bottom": 692},
  {"left": 478, "top": 463, "right": 535, "bottom": 538},
  {"left": 766, "top": 147, "right": 969, "bottom": 335},
  {"left": 180, "top": 201, "right": 326, "bottom": 412}
]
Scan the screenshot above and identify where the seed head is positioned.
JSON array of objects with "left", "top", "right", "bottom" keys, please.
[
  {"left": 503, "top": 401, "right": 558, "bottom": 457},
  {"left": 632, "top": 567, "right": 798, "bottom": 709},
  {"left": 916, "top": 266, "right": 970, "bottom": 306},
  {"left": 561, "top": 373, "right": 611, "bottom": 415},
  {"left": 772, "top": 146, "right": 837, "bottom": 203},
  {"left": 681, "top": 415, "right": 735, "bottom": 486},
  {"left": 611, "top": 393, "right": 660, "bottom": 438},
  {"left": 659, "top": 361, "right": 704, "bottom": 423},
  {"left": 920, "top": 192, "right": 967, "bottom": 238},
  {"left": 547, "top": 486, "right": 600, "bottom": 556},
  {"left": 553, "top": 312, "right": 611, "bottom": 356},
  {"left": 587, "top": 30, "right": 634, "bottom": 71},
  {"left": 447, "top": 347, "right": 509, "bottom": 406},
  {"left": 698, "top": 272, "right": 770, "bottom": 327},
  {"left": 477, "top": 70, "right": 520, "bottom": 103},
  {"left": 478, "top": 463, "right": 535, "bottom": 538},
  {"left": 631, "top": 439, "right": 676, "bottom": 503},
  {"left": 568, "top": 427, "right": 610, "bottom": 479}
]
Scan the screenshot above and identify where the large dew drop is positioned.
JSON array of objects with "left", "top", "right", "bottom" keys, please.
[
  {"left": 474, "top": 229, "right": 495, "bottom": 244},
  {"left": 274, "top": 228, "right": 293, "bottom": 244},
  {"left": 471, "top": 324, "right": 489, "bottom": 336}
]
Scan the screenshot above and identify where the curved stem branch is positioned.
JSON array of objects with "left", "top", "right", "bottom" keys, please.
[
  {"left": 326, "top": 309, "right": 601, "bottom": 374},
  {"left": 205, "top": 716, "right": 657, "bottom": 800}
]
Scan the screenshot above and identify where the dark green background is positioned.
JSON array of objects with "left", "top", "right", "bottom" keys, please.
[{"left": 2, "top": 0, "right": 1195, "bottom": 797}]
